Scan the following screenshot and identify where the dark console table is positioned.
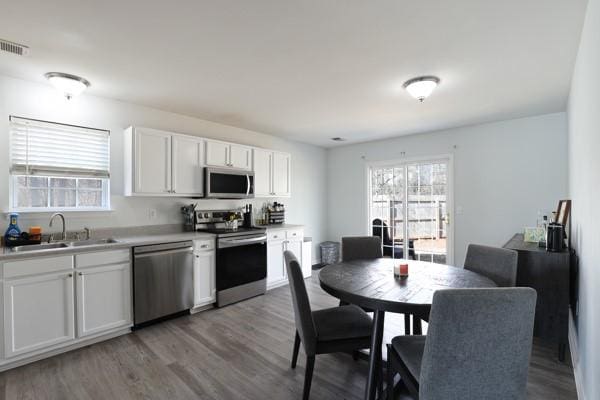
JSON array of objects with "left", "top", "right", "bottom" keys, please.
[{"left": 503, "top": 233, "right": 571, "bottom": 361}]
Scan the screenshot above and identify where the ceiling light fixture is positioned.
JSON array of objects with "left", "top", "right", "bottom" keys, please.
[
  {"left": 403, "top": 76, "right": 440, "bottom": 102},
  {"left": 45, "top": 72, "right": 90, "bottom": 99}
]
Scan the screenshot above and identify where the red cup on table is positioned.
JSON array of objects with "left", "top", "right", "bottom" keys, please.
[
  {"left": 399, "top": 263, "right": 409, "bottom": 277},
  {"left": 394, "top": 263, "right": 409, "bottom": 278}
]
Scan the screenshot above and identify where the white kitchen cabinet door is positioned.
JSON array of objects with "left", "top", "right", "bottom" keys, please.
[
  {"left": 4, "top": 272, "right": 75, "bottom": 358},
  {"left": 253, "top": 149, "right": 272, "bottom": 197},
  {"left": 134, "top": 128, "right": 172, "bottom": 194},
  {"left": 267, "top": 240, "right": 286, "bottom": 286},
  {"left": 76, "top": 263, "right": 132, "bottom": 338},
  {"left": 172, "top": 135, "right": 204, "bottom": 196},
  {"left": 272, "top": 152, "right": 291, "bottom": 197},
  {"left": 193, "top": 251, "right": 216, "bottom": 307},
  {"left": 205, "top": 140, "right": 230, "bottom": 168},
  {"left": 285, "top": 239, "right": 303, "bottom": 271},
  {"left": 229, "top": 144, "right": 252, "bottom": 170}
]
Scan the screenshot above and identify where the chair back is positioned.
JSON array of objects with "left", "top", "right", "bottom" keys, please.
[
  {"left": 342, "top": 236, "right": 382, "bottom": 262},
  {"left": 464, "top": 244, "right": 518, "bottom": 287},
  {"left": 420, "top": 288, "right": 537, "bottom": 400},
  {"left": 372, "top": 219, "right": 392, "bottom": 246},
  {"left": 284, "top": 250, "right": 318, "bottom": 354}
]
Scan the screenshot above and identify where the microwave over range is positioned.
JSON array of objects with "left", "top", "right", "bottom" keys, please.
[{"left": 204, "top": 167, "right": 255, "bottom": 199}]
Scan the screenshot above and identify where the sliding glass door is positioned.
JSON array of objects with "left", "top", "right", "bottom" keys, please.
[{"left": 368, "top": 157, "right": 451, "bottom": 264}]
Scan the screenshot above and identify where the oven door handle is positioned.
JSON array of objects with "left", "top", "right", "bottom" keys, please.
[{"left": 219, "top": 235, "right": 267, "bottom": 248}]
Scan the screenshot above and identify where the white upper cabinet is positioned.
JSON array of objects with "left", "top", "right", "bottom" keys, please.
[
  {"left": 124, "top": 127, "right": 203, "bottom": 197},
  {"left": 253, "top": 148, "right": 272, "bottom": 197},
  {"left": 124, "top": 126, "right": 289, "bottom": 197},
  {"left": 172, "top": 135, "right": 204, "bottom": 196},
  {"left": 132, "top": 127, "right": 172, "bottom": 194},
  {"left": 205, "top": 140, "right": 230, "bottom": 167},
  {"left": 205, "top": 140, "right": 252, "bottom": 170},
  {"left": 253, "top": 149, "right": 291, "bottom": 197},
  {"left": 272, "top": 152, "right": 291, "bottom": 197},
  {"left": 229, "top": 144, "right": 252, "bottom": 169}
]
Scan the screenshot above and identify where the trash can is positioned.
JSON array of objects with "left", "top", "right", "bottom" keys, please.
[{"left": 320, "top": 241, "right": 340, "bottom": 265}]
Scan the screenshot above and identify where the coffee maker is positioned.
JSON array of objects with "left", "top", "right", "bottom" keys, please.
[{"left": 546, "top": 223, "right": 565, "bottom": 252}]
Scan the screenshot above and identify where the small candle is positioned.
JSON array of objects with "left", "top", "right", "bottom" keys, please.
[
  {"left": 399, "top": 263, "right": 409, "bottom": 277},
  {"left": 394, "top": 264, "right": 400, "bottom": 277}
]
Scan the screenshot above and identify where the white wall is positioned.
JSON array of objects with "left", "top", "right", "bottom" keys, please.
[
  {"left": 567, "top": 0, "right": 600, "bottom": 398},
  {"left": 327, "top": 113, "right": 568, "bottom": 266},
  {"left": 0, "top": 75, "right": 327, "bottom": 262}
]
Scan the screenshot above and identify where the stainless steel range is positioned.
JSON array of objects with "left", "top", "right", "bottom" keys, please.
[{"left": 194, "top": 210, "right": 267, "bottom": 307}]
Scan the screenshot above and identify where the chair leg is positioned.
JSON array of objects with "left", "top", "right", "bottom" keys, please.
[
  {"left": 291, "top": 331, "right": 301, "bottom": 369},
  {"left": 387, "top": 344, "right": 395, "bottom": 400},
  {"left": 377, "top": 360, "right": 384, "bottom": 398},
  {"left": 404, "top": 314, "right": 411, "bottom": 335},
  {"left": 303, "top": 355, "right": 315, "bottom": 400},
  {"left": 413, "top": 318, "right": 422, "bottom": 335}
]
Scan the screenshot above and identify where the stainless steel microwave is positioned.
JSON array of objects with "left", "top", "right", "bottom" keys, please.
[{"left": 204, "top": 167, "right": 255, "bottom": 199}]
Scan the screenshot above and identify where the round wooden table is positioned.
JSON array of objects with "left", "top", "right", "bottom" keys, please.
[{"left": 319, "top": 258, "right": 497, "bottom": 400}]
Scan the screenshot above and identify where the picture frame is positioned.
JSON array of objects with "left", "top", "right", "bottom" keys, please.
[{"left": 556, "top": 200, "right": 571, "bottom": 226}]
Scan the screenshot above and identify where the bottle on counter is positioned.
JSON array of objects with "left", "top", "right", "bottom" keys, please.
[{"left": 4, "top": 213, "right": 22, "bottom": 245}]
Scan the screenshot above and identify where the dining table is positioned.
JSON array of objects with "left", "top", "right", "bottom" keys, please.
[{"left": 318, "top": 258, "right": 497, "bottom": 400}]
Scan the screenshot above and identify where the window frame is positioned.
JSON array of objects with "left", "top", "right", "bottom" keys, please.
[
  {"left": 8, "top": 116, "right": 111, "bottom": 213},
  {"left": 9, "top": 175, "right": 111, "bottom": 212}
]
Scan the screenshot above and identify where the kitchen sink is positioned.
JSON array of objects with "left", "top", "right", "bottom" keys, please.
[
  {"left": 8, "top": 238, "right": 121, "bottom": 253},
  {"left": 68, "top": 238, "right": 120, "bottom": 247},
  {"left": 9, "top": 242, "right": 70, "bottom": 252}
]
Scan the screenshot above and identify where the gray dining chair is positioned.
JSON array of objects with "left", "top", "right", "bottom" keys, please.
[
  {"left": 341, "top": 236, "right": 383, "bottom": 262},
  {"left": 284, "top": 251, "right": 373, "bottom": 400},
  {"left": 386, "top": 287, "right": 537, "bottom": 400},
  {"left": 464, "top": 244, "right": 518, "bottom": 287}
]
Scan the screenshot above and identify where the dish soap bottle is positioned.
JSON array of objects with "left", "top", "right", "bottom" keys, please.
[{"left": 4, "top": 213, "right": 22, "bottom": 245}]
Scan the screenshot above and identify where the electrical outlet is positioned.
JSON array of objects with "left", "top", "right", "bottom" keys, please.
[{"left": 148, "top": 209, "right": 157, "bottom": 220}]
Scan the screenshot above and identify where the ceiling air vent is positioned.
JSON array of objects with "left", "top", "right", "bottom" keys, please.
[
  {"left": 0, "top": 39, "right": 30, "bottom": 56},
  {"left": 331, "top": 137, "right": 346, "bottom": 142}
]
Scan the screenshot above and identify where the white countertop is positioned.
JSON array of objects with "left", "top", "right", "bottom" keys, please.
[
  {"left": 0, "top": 231, "right": 215, "bottom": 261},
  {"left": 258, "top": 224, "right": 304, "bottom": 231}
]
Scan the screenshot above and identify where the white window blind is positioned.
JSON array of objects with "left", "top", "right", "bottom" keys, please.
[{"left": 9, "top": 116, "right": 110, "bottom": 178}]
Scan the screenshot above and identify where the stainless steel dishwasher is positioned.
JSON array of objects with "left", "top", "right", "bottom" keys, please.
[{"left": 133, "top": 241, "right": 194, "bottom": 327}]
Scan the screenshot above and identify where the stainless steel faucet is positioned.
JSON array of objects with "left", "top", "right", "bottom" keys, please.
[{"left": 49, "top": 213, "right": 66, "bottom": 242}]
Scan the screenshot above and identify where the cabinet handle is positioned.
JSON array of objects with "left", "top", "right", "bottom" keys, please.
[
  {"left": 68, "top": 273, "right": 73, "bottom": 278},
  {"left": 200, "top": 245, "right": 208, "bottom": 248},
  {"left": 78, "top": 272, "right": 83, "bottom": 276}
]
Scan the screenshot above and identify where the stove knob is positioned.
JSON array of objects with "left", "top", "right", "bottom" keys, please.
[{"left": 204, "top": 213, "right": 209, "bottom": 218}]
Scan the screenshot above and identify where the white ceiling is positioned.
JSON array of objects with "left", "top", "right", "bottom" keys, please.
[{"left": 0, "top": 0, "right": 587, "bottom": 147}]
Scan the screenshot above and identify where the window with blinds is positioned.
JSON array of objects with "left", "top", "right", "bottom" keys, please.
[{"left": 9, "top": 116, "right": 111, "bottom": 210}]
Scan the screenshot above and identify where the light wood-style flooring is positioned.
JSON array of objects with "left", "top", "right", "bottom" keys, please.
[{"left": 0, "top": 274, "right": 577, "bottom": 399}]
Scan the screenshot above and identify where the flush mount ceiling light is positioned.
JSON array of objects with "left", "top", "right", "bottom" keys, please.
[
  {"left": 403, "top": 76, "right": 440, "bottom": 102},
  {"left": 45, "top": 72, "right": 90, "bottom": 99}
]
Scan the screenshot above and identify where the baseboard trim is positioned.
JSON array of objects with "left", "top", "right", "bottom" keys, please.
[{"left": 569, "top": 309, "right": 586, "bottom": 400}]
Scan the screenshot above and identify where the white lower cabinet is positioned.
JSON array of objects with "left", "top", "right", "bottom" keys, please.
[
  {"left": 3, "top": 271, "right": 75, "bottom": 358},
  {"left": 1, "top": 250, "right": 132, "bottom": 363},
  {"left": 267, "top": 239, "right": 286, "bottom": 287},
  {"left": 76, "top": 263, "right": 132, "bottom": 338},
  {"left": 193, "top": 249, "right": 216, "bottom": 308},
  {"left": 266, "top": 228, "right": 304, "bottom": 289}
]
